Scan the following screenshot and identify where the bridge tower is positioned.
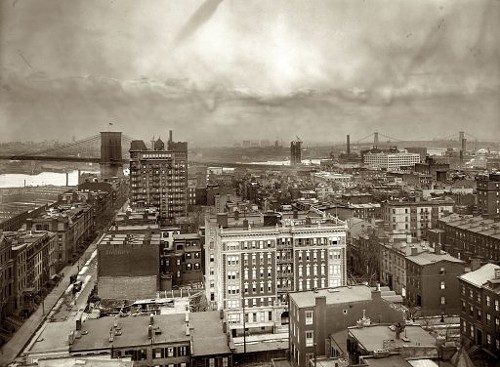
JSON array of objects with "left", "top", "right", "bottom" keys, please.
[{"left": 100, "top": 131, "right": 123, "bottom": 179}]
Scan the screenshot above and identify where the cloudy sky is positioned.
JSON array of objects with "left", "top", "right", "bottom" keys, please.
[{"left": 1, "top": 0, "right": 499, "bottom": 145}]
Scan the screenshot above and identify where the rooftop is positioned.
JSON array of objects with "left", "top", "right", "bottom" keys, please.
[
  {"left": 289, "top": 285, "right": 375, "bottom": 308},
  {"left": 459, "top": 263, "right": 500, "bottom": 288},
  {"left": 71, "top": 312, "right": 228, "bottom": 355},
  {"left": 189, "top": 312, "right": 232, "bottom": 356},
  {"left": 405, "top": 251, "right": 464, "bottom": 266},
  {"left": 71, "top": 314, "right": 189, "bottom": 352},
  {"left": 349, "top": 324, "right": 437, "bottom": 353},
  {"left": 438, "top": 214, "right": 500, "bottom": 239}
]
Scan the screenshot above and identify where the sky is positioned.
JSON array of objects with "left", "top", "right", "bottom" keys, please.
[{"left": 0, "top": 0, "right": 499, "bottom": 145}]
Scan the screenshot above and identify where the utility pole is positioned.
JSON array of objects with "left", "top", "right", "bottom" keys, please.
[{"left": 242, "top": 292, "right": 246, "bottom": 354}]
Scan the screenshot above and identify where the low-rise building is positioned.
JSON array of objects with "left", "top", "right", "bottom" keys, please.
[
  {"left": 405, "top": 245, "right": 465, "bottom": 316},
  {"left": 26, "top": 203, "right": 94, "bottom": 271},
  {"left": 458, "top": 263, "right": 500, "bottom": 358},
  {"left": 97, "top": 232, "right": 160, "bottom": 302},
  {"left": 347, "top": 324, "right": 438, "bottom": 365},
  {"left": 69, "top": 311, "right": 233, "bottom": 367},
  {"left": 288, "top": 285, "right": 405, "bottom": 367},
  {"left": 2, "top": 230, "right": 57, "bottom": 318},
  {"left": 379, "top": 240, "right": 431, "bottom": 296},
  {"left": 436, "top": 214, "right": 500, "bottom": 264}
]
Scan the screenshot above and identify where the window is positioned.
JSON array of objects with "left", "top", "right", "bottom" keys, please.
[
  {"left": 486, "top": 295, "right": 491, "bottom": 307},
  {"left": 495, "top": 300, "right": 499, "bottom": 312},
  {"left": 306, "top": 331, "right": 314, "bottom": 347},
  {"left": 441, "top": 296, "right": 446, "bottom": 305},
  {"left": 305, "top": 311, "right": 313, "bottom": 325},
  {"left": 440, "top": 281, "right": 446, "bottom": 290}
]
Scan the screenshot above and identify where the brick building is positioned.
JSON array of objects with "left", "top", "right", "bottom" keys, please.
[
  {"left": 205, "top": 211, "right": 347, "bottom": 338},
  {"left": 2, "top": 230, "right": 57, "bottom": 318},
  {"left": 405, "top": 245, "right": 465, "bottom": 316},
  {"left": 97, "top": 232, "right": 160, "bottom": 301},
  {"left": 26, "top": 203, "right": 94, "bottom": 271},
  {"left": 70, "top": 311, "right": 233, "bottom": 367},
  {"left": 436, "top": 214, "right": 500, "bottom": 264},
  {"left": 476, "top": 173, "right": 500, "bottom": 218},
  {"left": 0, "top": 233, "right": 13, "bottom": 339},
  {"left": 458, "top": 263, "right": 500, "bottom": 358},
  {"left": 383, "top": 198, "right": 454, "bottom": 240},
  {"left": 288, "top": 285, "right": 404, "bottom": 367},
  {"left": 129, "top": 132, "right": 188, "bottom": 223}
]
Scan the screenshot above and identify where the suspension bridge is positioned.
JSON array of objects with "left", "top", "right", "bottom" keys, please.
[{"left": 0, "top": 130, "right": 479, "bottom": 178}]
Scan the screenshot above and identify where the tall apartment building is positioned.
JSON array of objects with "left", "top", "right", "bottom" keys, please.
[
  {"left": 476, "top": 173, "right": 500, "bottom": 218},
  {"left": 383, "top": 199, "right": 454, "bottom": 240},
  {"left": 363, "top": 151, "right": 421, "bottom": 170},
  {"left": 129, "top": 131, "right": 188, "bottom": 222},
  {"left": 458, "top": 263, "right": 500, "bottom": 358},
  {"left": 436, "top": 214, "right": 500, "bottom": 264},
  {"left": 205, "top": 211, "right": 347, "bottom": 336}
]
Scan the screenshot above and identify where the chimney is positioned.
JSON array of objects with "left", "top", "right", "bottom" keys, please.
[
  {"left": 243, "top": 219, "right": 249, "bottom": 229},
  {"left": 371, "top": 284, "right": 382, "bottom": 299},
  {"left": 169, "top": 130, "right": 173, "bottom": 143},
  {"left": 471, "top": 258, "right": 481, "bottom": 271},
  {"left": 347, "top": 135, "right": 351, "bottom": 155},
  {"left": 410, "top": 246, "right": 418, "bottom": 256},
  {"left": 435, "top": 243, "right": 442, "bottom": 255}
]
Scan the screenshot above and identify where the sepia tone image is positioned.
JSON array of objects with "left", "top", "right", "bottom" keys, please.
[{"left": 0, "top": 0, "right": 499, "bottom": 366}]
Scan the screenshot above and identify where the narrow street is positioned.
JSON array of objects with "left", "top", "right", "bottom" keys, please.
[{"left": 0, "top": 241, "right": 99, "bottom": 366}]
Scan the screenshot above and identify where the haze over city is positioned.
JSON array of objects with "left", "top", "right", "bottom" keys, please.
[{"left": 1, "top": 0, "right": 499, "bottom": 145}]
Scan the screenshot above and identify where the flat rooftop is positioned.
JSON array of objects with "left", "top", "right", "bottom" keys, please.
[
  {"left": 349, "top": 324, "right": 436, "bottom": 353},
  {"left": 289, "top": 285, "right": 373, "bottom": 308},
  {"left": 406, "top": 252, "right": 464, "bottom": 266}
]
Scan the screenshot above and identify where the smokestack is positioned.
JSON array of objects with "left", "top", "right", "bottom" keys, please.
[
  {"left": 462, "top": 138, "right": 467, "bottom": 153},
  {"left": 169, "top": 130, "right": 173, "bottom": 143},
  {"left": 347, "top": 134, "right": 351, "bottom": 154}
]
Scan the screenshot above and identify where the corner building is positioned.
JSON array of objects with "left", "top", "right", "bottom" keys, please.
[
  {"left": 205, "top": 211, "right": 347, "bottom": 336},
  {"left": 129, "top": 132, "right": 188, "bottom": 222}
]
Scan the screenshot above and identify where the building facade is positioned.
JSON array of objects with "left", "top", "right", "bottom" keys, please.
[
  {"left": 436, "top": 214, "right": 500, "bottom": 264},
  {"left": 476, "top": 173, "right": 500, "bottom": 218},
  {"left": 364, "top": 152, "right": 421, "bottom": 170},
  {"left": 458, "top": 263, "right": 500, "bottom": 358},
  {"left": 26, "top": 203, "right": 94, "bottom": 271},
  {"left": 383, "top": 199, "right": 454, "bottom": 240},
  {"left": 288, "top": 285, "right": 405, "bottom": 367},
  {"left": 405, "top": 246, "right": 465, "bottom": 316},
  {"left": 3, "top": 230, "right": 57, "bottom": 318},
  {"left": 205, "top": 211, "right": 347, "bottom": 337},
  {"left": 129, "top": 133, "right": 188, "bottom": 222}
]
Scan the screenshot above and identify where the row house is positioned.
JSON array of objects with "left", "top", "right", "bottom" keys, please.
[
  {"left": 436, "top": 214, "right": 500, "bottom": 264},
  {"left": 2, "top": 230, "right": 57, "bottom": 318},
  {"left": 26, "top": 203, "right": 94, "bottom": 271}
]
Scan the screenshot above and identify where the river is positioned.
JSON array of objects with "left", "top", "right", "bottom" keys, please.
[{"left": 0, "top": 170, "right": 81, "bottom": 188}]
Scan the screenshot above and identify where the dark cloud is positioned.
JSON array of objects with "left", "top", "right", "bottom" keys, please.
[{"left": 0, "top": 0, "right": 499, "bottom": 144}]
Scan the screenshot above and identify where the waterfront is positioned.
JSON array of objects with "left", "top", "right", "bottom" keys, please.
[{"left": 0, "top": 170, "right": 81, "bottom": 188}]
